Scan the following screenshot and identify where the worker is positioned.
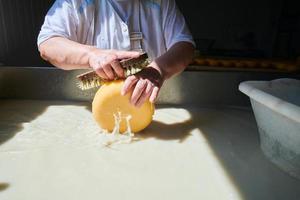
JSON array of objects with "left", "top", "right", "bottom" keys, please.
[{"left": 38, "top": 0, "right": 195, "bottom": 107}]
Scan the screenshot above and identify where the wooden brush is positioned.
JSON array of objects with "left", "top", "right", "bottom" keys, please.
[{"left": 77, "top": 53, "right": 150, "bottom": 90}]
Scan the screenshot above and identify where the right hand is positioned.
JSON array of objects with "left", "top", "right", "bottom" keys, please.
[{"left": 88, "top": 49, "right": 140, "bottom": 80}]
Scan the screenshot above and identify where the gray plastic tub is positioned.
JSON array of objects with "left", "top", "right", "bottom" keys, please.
[{"left": 239, "top": 78, "right": 300, "bottom": 179}]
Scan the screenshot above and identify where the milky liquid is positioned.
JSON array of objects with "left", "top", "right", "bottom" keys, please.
[
  {"left": 2, "top": 100, "right": 298, "bottom": 200},
  {"left": 99, "top": 112, "right": 136, "bottom": 147}
]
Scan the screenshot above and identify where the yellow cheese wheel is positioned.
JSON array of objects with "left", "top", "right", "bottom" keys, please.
[{"left": 92, "top": 80, "right": 155, "bottom": 133}]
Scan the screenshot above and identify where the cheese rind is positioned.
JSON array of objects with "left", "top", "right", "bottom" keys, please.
[{"left": 92, "top": 80, "right": 154, "bottom": 133}]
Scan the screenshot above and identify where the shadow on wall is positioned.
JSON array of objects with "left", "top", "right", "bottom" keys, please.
[
  {"left": 0, "top": 0, "right": 53, "bottom": 66},
  {"left": 0, "top": 0, "right": 102, "bottom": 66}
]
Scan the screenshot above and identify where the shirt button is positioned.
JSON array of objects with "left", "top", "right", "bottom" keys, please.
[{"left": 123, "top": 28, "right": 128, "bottom": 33}]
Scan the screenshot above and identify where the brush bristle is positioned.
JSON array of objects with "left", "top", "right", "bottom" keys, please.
[
  {"left": 77, "top": 55, "right": 151, "bottom": 90},
  {"left": 77, "top": 76, "right": 102, "bottom": 90}
]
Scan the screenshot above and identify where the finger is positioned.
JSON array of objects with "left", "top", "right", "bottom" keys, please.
[
  {"left": 115, "top": 51, "right": 141, "bottom": 60},
  {"left": 102, "top": 64, "right": 115, "bottom": 80},
  {"left": 95, "top": 68, "right": 108, "bottom": 80},
  {"left": 131, "top": 79, "right": 147, "bottom": 106},
  {"left": 136, "top": 81, "right": 153, "bottom": 107},
  {"left": 121, "top": 76, "right": 138, "bottom": 96},
  {"left": 149, "top": 86, "right": 160, "bottom": 103},
  {"left": 111, "top": 60, "right": 125, "bottom": 78}
]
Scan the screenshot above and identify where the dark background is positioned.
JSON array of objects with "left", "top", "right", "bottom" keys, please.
[{"left": 0, "top": 0, "right": 299, "bottom": 67}]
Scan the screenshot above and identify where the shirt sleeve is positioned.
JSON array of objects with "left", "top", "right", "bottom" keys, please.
[
  {"left": 37, "top": 0, "right": 78, "bottom": 47},
  {"left": 161, "top": 0, "right": 195, "bottom": 49}
]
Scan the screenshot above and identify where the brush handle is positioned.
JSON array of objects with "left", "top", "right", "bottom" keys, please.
[
  {"left": 77, "top": 53, "right": 149, "bottom": 80},
  {"left": 76, "top": 70, "right": 98, "bottom": 81},
  {"left": 120, "top": 53, "right": 148, "bottom": 68}
]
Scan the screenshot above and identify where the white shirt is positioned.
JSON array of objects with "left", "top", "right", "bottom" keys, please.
[
  {"left": 108, "top": 0, "right": 132, "bottom": 24},
  {"left": 38, "top": 0, "right": 195, "bottom": 59}
]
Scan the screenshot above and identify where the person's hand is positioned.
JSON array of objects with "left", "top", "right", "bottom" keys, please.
[
  {"left": 121, "top": 62, "right": 165, "bottom": 107},
  {"left": 88, "top": 49, "right": 140, "bottom": 80}
]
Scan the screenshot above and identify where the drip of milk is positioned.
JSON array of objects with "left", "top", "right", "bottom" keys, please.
[{"left": 100, "top": 112, "right": 135, "bottom": 147}]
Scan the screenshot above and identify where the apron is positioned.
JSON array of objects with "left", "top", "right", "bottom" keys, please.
[
  {"left": 80, "top": 0, "right": 166, "bottom": 60},
  {"left": 92, "top": 0, "right": 144, "bottom": 53}
]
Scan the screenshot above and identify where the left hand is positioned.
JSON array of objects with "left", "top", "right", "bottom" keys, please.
[{"left": 121, "top": 63, "right": 164, "bottom": 107}]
